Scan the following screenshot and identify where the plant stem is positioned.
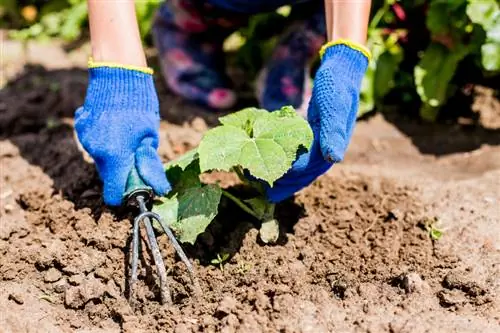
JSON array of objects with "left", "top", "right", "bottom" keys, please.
[
  {"left": 369, "top": 2, "right": 390, "bottom": 31},
  {"left": 221, "top": 190, "right": 260, "bottom": 220}
]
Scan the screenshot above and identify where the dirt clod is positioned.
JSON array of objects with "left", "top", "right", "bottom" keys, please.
[
  {"left": 64, "top": 279, "right": 106, "bottom": 309},
  {"left": 438, "top": 289, "right": 468, "bottom": 307},
  {"left": 216, "top": 295, "right": 239, "bottom": 317},
  {"left": 68, "top": 274, "right": 84, "bottom": 286},
  {"left": 443, "top": 269, "right": 487, "bottom": 297}
]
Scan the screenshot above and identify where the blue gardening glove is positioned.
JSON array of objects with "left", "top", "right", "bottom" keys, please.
[
  {"left": 75, "top": 61, "right": 171, "bottom": 206},
  {"left": 265, "top": 40, "right": 371, "bottom": 203}
]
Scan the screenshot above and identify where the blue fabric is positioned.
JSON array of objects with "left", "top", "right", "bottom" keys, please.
[
  {"left": 265, "top": 44, "right": 369, "bottom": 203},
  {"left": 206, "top": 0, "right": 312, "bottom": 14},
  {"left": 74, "top": 67, "right": 171, "bottom": 206}
]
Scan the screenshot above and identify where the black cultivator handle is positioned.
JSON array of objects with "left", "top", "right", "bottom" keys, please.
[{"left": 123, "top": 167, "right": 153, "bottom": 207}]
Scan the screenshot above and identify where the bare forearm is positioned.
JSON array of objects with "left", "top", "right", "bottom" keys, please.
[
  {"left": 324, "top": 0, "right": 372, "bottom": 45},
  {"left": 88, "top": 0, "right": 147, "bottom": 67}
]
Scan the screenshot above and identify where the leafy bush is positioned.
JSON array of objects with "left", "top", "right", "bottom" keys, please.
[
  {"left": 359, "top": 0, "right": 499, "bottom": 120},
  {"left": 2, "top": 0, "right": 160, "bottom": 42}
]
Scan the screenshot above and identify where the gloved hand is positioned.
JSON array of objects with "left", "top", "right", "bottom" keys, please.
[
  {"left": 264, "top": 40, "right": 371, "bottom": 203},
  {"left": 75, "top": 61, "right": 171, "bottom": 206}
]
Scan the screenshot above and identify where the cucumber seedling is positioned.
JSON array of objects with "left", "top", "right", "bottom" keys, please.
[{"left": 152, "top": 106, "right": 313, "bottom": 245}]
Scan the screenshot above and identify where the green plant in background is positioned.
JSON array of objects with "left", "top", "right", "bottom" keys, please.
[
  {"left": 413, "top": 0, "right": 500, "bottom": 121},
  {"left": 359, "top": 0, "right": 499, "bottom": 121},
  {"left": 3, "top": 0, "right": 161, "bottom": 42},
  {"left": 358, "top": 0, "right": 405, "bottom": 116}
]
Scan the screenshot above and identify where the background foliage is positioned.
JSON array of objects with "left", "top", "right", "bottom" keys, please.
[{"left": 1, "top": 0, "right": 499, "bottom": 121}]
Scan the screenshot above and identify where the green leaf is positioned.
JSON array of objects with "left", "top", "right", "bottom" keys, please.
[
  {"left": 219, "top": 107, "right": 268, "bottom": 135},
  {"left": 166, "top": 159, "right": 202, "bottom": 191},
  {"left": 374, "top": 49, "right": 404, "bottom": 101},
  {"left": 199, "top": 126, "right": 250, "bottom": 172},
  {"left": 426, "top": 2, "right": 451, "bottom": 35},
  {"left": 153, "top": 151, "right": 221, "bottom": 245},
  {"left": 414, "top": 43, "right": 470, "bottom": 120},
  {"left": 430, "top": 227, "right": 443, "bottom": 241},
  {"left": 198, "top": 107, "right": 313, "bottom": 185},
  {"left": 164, "top": 149, "right": 199, "bottom": 171},
  {"left": 152, "top": 196, "right": 179, "bottom": 230},
  {"left": 481, "top": 42, "right": 500, "bottom": 71},
  {"left": 60, "top": 2, "right": 87, "bottom": 41},
  {"left": 174, "top": 184, "right": 221, "bottom": 244},
  {"left": 153, "top": 184, "right": 221, "bottom": 245},
  {"left": 486, "top": 20, "right": 500, "bottom": 43},
  {"left": 466, "top": 0, "right": 499, "bottom": 31}
]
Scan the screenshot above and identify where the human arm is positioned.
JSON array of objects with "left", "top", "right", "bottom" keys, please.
[
  {"left": 74, "top": 1, "right": 171, "bottom": 206},
  {"left": 88, "top": 0, "right": 147, "bottom": 66},
  {"left": 325, "top": 0, "right": 371, "bottom": 45}
]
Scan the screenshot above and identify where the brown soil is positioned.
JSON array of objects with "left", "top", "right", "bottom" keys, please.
[{"left": 1, "top": 41, "right": 499, "bottom": 333}]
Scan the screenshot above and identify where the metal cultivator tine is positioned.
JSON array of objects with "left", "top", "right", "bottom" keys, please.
[
  {"left": 150, "top": 211, "right": 202, "bottom": 295},
  {"left": 129, "top": 207, "right": 172, "bottom": 304},
  {"left": 128, "top": 195, "right": 201, "bottom": 305}
]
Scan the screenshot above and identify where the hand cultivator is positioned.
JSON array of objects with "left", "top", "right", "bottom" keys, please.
[{"left": 124, "top": 168, "right": 200, "bottom": 305}]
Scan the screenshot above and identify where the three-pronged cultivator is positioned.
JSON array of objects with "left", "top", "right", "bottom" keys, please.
[{"left": 124, "top": 168, "right": 200, "bottom": 304}]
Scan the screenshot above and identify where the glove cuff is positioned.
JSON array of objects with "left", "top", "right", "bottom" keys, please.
[
  {"left": 84, "top": 59, "right": 159, "bottom": 116},
  {"left": 88, "top": 57, "right": 154, "bottom": 75},
  {"left": 319, "top": 39, "right": 372, "bottom": 62}
]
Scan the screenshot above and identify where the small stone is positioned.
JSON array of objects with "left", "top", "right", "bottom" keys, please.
[
  {"left": 4, "top": 204, "right": 14, "bottom": 213},
  {"left": 44, "top": 268, "right": 62, "bottom": 283},
  {"left": 8, "top": 293, "right": 24, "bottom": 304},
  {"left": 327, "top": 274, "right": 350, "bottom": 299},
  {"left": 259, "top": 219, "right": 280, "bottom": 244},
  {"left": 69, "top": 274, "right": 84, "bottom": 286},
  {"left": 401, "top": 272, "right": 429, "bottom": 294}
]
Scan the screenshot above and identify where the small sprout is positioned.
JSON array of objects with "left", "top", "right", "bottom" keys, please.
[
  {"left": 421, "top": 216, "right": 443, "bottom": 241},
  {"left": 429, "top": 226, "right": 443, "bottom": 240},
  {"left": 211, "top": 252, "right": 230, "bottom": 272},
  {"left": 39, "top": 294, "right": 55, "bottom": 303}
]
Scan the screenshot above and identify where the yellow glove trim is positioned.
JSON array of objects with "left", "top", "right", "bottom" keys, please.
[
  {"left": 88, "top": 57, "right": 154, "bottom": 75},
  {"left": 319, "top": 39, "right": 372, "bottom": 62}
]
